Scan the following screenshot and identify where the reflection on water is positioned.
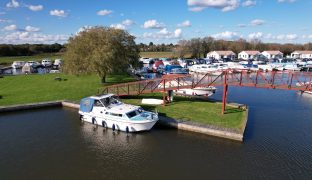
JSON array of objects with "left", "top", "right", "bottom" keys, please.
[{"left": 1, "top": 87, "right": 312, "bottom": 179}]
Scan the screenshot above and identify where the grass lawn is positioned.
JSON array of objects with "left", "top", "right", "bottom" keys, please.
[
  {"left": 0, "top": 53, "right": 64, "bottom": 65},
  {"left": 0, "top": 73, "right": 135, "bottom": 106},
  {"left": 121, "top": 93, "right": 246, "bottom": 132}
]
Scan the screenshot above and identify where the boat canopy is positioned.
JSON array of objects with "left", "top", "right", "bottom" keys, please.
[{"left": 80, "top": 97, "right": 95, "bottom": 113}]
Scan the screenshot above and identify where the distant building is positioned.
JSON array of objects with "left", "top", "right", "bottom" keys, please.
[
  {"left": 207, "top": 51, "right": 236, "bottom": 61},
  {"left": 238, "top": 51, "right": 261, "bottom": 60},
  {"left": 291, "top": 51, "right": 312, "bottom": 59},
  {"left": 262, "top": 51, "right": 283, "bottom": 59}
]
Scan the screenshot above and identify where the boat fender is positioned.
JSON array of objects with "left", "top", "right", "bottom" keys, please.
[
  {"left": 102, "top": 121, "right": 106, "bottom": 128},
  {"left": 79, "top": 115, "right": 83, "bottom": 121},
  {"left": 92, "top": 117, "right": 96, "bottom": 124},
  {"left": 126, "top": 126, "right": 129, "bottom": 134},
  {"left": 112, "top": 124, "right": 115, "bottom": 131}
]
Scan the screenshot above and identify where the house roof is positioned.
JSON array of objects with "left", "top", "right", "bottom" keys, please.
[
  {"left": 292, "top": 51, "right": 312, "bottom": 54},
  {"left": 208, "top": 51, "right": 235, "bottom": 56},
  {"left": 240, "top": 51, "right": 260, "bottom": 55},
  {"left": 262, "top": 51, "right": 283, "bottom": 55}
]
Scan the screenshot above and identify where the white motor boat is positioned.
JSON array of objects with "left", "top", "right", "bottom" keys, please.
[
  {"left": 11, "top": 61, "right": 25, "bottom": 69},
  {"left": 226, "top": 62, "right": 248, "bottom": 72},
  {"left": 139, "top": 57, "right": 153, "bottom": 64},
  {"left": 79, "top": 94, "right": 159, "bottom": 132},
  {"left": 296, "top": 81, "right": 312, "bottom": 95},
  {"left": 189, "top": 64, "right": 221, "bottom": 75},
  {"left": 175, "top": 86, "right": 216, "bottom": 96},
  {"left": 284, "top": 64, "right": 300, "bottom": 71}
]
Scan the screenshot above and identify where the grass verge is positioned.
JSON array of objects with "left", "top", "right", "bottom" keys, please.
[
  {"left": 0, "top": 73, "right": 135, "bottom": 105},
  {"left": 121, "top": 93, "right": 246, "bottom": 132}
]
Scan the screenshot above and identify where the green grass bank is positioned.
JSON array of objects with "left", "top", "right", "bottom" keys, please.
[
  {"left": 121, "top": 94, "right": 246, "bottom": 132},
  {"left": 0, "top": 73, "right": 134, "bottom": 105}
]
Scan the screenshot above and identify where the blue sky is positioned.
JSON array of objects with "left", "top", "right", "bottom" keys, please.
[{"left": 0, "top": 0, "right": 312, "bottom": 44}]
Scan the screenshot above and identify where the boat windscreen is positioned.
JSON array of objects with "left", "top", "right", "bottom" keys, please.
[{"left": 127, "top": 111, "right": 138, "bottom": 118}]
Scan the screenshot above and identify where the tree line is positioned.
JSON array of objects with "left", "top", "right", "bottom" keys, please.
[
  {"left": 0, "top": 43, "right": 64, "bottom": 56},
  {"left": 1, "top": 37, "right": 312, "bottom": 59},
  {"left": 174, "top": 38, "right": 312, "bottom": 58}
]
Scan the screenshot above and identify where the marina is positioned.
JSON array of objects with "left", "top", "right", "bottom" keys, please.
[
  {"left": 2, "top": 0, "right": 312, "bottom": 178},
  {"left": 0, "top": 87, "right": 312, "bottom": 179}
]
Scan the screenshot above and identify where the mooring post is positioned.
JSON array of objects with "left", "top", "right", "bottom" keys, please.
[
  {"left": 222, "top": 71, "right": 228, "bottom": 115},
  {"left": 163, "top": 79, "right": 166, "bottom": 106}
]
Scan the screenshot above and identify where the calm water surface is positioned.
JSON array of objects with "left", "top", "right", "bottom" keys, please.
[{"left": 1, "top": 87, "right": 312, "bottom": 179}]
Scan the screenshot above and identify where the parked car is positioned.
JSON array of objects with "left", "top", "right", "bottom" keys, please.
[{"left": 42, "top": 59, "right": 52, "bottom": 67}]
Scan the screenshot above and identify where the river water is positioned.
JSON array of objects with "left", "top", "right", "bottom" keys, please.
[{"left": 0, "top": 87, "right": 312, "bottom": 179}]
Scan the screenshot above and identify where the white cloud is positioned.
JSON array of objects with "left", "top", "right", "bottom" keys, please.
[
  {"left": 28, "top": 5, "right": 43, "bottom": 11},
  {"left": 237, "top": 24, "right": 247, "bottom": 28},
  {"left": 0, "top": 19, "right": 11, "bottom": 23},
  {"left": 3, "top": 24, "right": 17, "bottom": 31},
  {"left": 187, "top": 0, "right": 240, "bottom": 12},
  {"left": 248, "top": 32, "right": 263, "bottom": 39},
  {"left": 188, "top": 6, "right": 206, "bottom": 12},
  {"left": 142, "top": 28, "right": 182, "bottom": 39},
  {"left": 266, "top": 33, "right": 298, "bottom": 41},
  {"left": 308, "top": 35, "right": 312, "bottom": 39},
  {"left": 143, "top": 19, "right": 165, "bottom": 29},
  {"left": 50, "top": 10, "right": 67, "bottom": 17},
  {"left": 212, "top": 31, "right": 240, "bottom": 40},
  {"left": 76, "top": 26, "right": 93, "bottom": 35},
  {"left": 110, "top": 23, "right": 126, "bottom": 30},
  {"left": 122, "top": 19, "right": 134, "bottom": 26},
  {"left": 0, "top": 31, "right": 69, "bottom": 44},
  {"left": 97, "top": 10, "right": 113, "bottom": 16},
  {"left": 174, "top": 29, "right": 183, "bottom": 38},
  {"left": 177, "top": 20, "right": 191, "bottom": 27},
  {"left": 250, "top": 19, "right": 265, "bottom": 26},
  {"left": 285, "top": 34, "right": 298, "bottom": 40},
  {"left": 6, "top": 0, "right": 19, "bottom": 8},
  {"left": 25, "top": 26, "right": 40, "bottom": 32},
  {"left": 277, "top": 0, "right": 296, "bottom": 3},
  {"left": 242, "top": 0, "right": 257, "bottom": 7}
]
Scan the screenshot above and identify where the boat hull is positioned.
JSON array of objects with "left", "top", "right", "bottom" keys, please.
[
  {"left": 175, "top": 88, "right": 214, "bottom": 96},
  {"left": 79, "top": 113, "right": 158, "bottom": 132}
]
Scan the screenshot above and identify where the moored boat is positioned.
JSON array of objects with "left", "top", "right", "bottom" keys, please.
[{"left": 79, "top": 94, "right": 159, "bottom": 132}]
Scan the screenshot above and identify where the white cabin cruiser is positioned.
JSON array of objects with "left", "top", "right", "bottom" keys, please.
[
  {"left": 79, "top": 94, "right": 159, "bottom": 132},
  {"left": 189, "top": 64, "right": 221, "bottom": 75},
  {"left": 11, "top": 61, "right": 26, "bottom": 69},
  {"left": 175, "top": 86, "right": 216, "bottom": 96}
]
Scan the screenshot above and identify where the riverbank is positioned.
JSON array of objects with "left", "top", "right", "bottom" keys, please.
[
  {"left": 0, "top": 100, "right": 247, "bottom": 141},
  {"left": 0, "top": 73, "right": 135, "bottom": 105}
]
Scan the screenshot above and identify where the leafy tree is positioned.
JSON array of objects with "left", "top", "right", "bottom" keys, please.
[{"left": 63, "top": 26, "right": 139, "bottom": 83}]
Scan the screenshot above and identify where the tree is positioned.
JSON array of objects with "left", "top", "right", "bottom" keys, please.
[
  {"left": 63, "top": 26, "right": 139, "bottom": 83},
  {"left": 174, "top": 40, "right": 190, "bottom": 58}
]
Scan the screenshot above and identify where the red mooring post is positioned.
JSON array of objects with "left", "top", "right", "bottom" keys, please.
[{"left": 222, "top": 71, "right": 228, "bottom": 115}]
